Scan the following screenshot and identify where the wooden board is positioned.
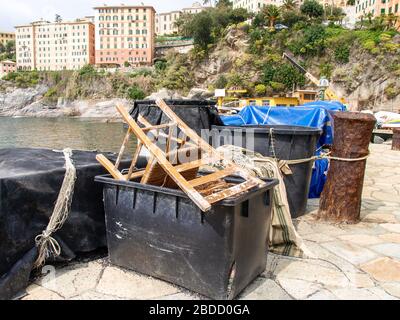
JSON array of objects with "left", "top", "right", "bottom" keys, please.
[{"left": 96, "top": 101, "right": 266, "bottom": 212}]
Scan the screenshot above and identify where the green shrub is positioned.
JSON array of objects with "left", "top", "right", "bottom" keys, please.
[
  {"left": 78, "top": 64, "right": 97, "bottom": 77},
  {"left": 127, "top": 86, "right": 145, "bottom": 100},
  {"left": 154, "top": 60, "right": 167, "bottom": 72},
  {"left": 334, "top": 45, "right": 350, "bottom": 63},
  {"left": 255, "top": 84, "right": 267, "bottom": 96},
  {"left": 214, "top": 75, "right": 228, "bottom": 89},
  {"left": 320, "top": 63, "right": 333, "bottom": 78}
]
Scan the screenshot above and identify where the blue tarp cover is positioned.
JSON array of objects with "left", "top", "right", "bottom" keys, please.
[
  {"left": 220, "top": 102, "right": 345, "bottom": 146},
  {"left": 220, "top": 101, "right": 347, "bottom": 198}
]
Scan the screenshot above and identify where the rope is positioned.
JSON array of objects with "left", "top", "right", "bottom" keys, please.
[{"left": 33, "top": 149, "right": 77, "bottom": 269}]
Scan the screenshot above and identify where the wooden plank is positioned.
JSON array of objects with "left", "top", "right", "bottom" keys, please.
[
  {"left": 116, "top": 104, "right": 212, "bottom": 212},
  {"left": 123, "top": 158, "right": 208, "bottom": 181},
  {"left": 115, "top": 128, "right": 131, "bottom": 170},
  {"left": 205, "top": 180, "right": 258, "bottom": 205},
  {"left": 189, "top": 168, "right": 235, "bottom": 188},
  {"left": 126, "top": 141, "right": 143, "bottom": 180},
  {"left": 155, "top": 99, "right": 222, "bottom": 161},
  {"left": 156, "top": 99, "right": 265, "bottom": 189},
  {"left": 142, "top": 122, "right": 176, "bottom": 132},
  {"left": 96, "top": 154, "right": 125, "bottom": 180}
]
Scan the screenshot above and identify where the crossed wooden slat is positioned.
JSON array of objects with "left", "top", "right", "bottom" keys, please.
[{"left": 96, "top": 99, "right": 266, "bottom": 212}]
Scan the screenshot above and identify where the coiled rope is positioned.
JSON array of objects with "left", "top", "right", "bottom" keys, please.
[{"left": 34, "top": 149, "right": 77, "bottom": 269}]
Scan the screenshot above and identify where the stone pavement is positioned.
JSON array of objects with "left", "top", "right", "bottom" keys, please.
[{"left": 22, "top": 143, "right": 400, "bottom": 300}]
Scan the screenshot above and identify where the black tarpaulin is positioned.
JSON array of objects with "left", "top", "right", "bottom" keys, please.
[{"left": 0, "top": 148, "right": 130, "bottom": 300}]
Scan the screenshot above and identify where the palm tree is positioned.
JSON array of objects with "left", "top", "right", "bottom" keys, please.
[
  {"left": 281, "top": 0, "right": 298, "bottom": 11},
  {"left": 263, "top": 5, "right": 281, "bottom": 28}
]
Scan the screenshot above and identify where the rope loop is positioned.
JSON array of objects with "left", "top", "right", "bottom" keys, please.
[{"left": 33, "top": 148, "right": 77, "bottom": 269}]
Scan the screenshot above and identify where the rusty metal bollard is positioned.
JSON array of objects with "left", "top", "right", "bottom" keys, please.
[
  {"left": 392, "top": 128, "right": 400, "bottom": 151},
  {"left": 318, "top": 112, "right": 376, "bottom": 223}
]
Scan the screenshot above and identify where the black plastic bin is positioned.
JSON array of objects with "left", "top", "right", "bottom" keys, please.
[
  {"left": 211, "top": 125, "right": 322, "bottom": 218},
  {"left": 95, "top": 174, "right": 278, "bottom": 300},
  {"left": 129, "top": 99, "right": 222, "bottom": 135}
]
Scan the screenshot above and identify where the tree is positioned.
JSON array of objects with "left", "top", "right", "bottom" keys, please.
[
  {"left": 216, "top": 0, "right": 232, "bottom": 8},
  {"left": 263, "top": 5, "right": 281, "bottom": 28},
  {"left": 187, "top": 11, "right": 213, "bottom": 49},
  {"left": 325, "top": 6, "right": 345, "bottom": 24},
  {"left": 281, "top": 0, "right": 298, "bottom": 11},
  {"left": 300, "top": 0, "right": 324, "bottom": 19},
  {"left": 229, "top": 8, "right": 250, "bottom": 24}
]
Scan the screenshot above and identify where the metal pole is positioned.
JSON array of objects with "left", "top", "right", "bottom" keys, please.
[{"left": 318, "top": 112, "right": 376, "bottom": 223}]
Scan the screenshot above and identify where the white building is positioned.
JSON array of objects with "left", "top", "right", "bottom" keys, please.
[
  {"left": 156, "top": 11, "right": 182, "bottom": 36},
  {"left": 232, "top": 0, "right": 284, "bottom": 13},
  {"left": 155, "top": 2, "right": 210, "bottom": 36}
]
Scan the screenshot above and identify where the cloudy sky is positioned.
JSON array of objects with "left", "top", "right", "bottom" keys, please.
[{"left": 0, "top": 0, "right": 203, "bottom": 31}]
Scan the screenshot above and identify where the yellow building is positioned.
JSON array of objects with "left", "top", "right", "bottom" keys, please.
[
  {"left": 239, "top": 97, "right": 300, "bottom": 108},
  {"left": 238, "top": 90, "right": 318, "bottom": 108},
  {"left": 0, "top": 31, "right": 15, "bottom": 46}
]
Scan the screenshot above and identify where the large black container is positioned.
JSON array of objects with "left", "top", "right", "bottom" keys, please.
[
  {"left": 129, "top": 99, "right": 222, "bottom": 135},
  {"left": 95, "top": 175, "right": 278, "bottom": 300},
  {"left": 211, "top": 125, "right": 322, "bottom": 218}
]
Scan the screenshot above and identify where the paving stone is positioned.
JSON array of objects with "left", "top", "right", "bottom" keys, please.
[
  {"left": 309, "top": 223, "right": 348, "bottom": 237},
  {"left": 372, "top": 191, "right": 400, "bottom": 202},
  {"left": 321, "top": 241, "right": 379, "bottom": 265},
  {"left": 360, "top": 257, "right": 400, "bottom": 282},
  {"left": 276, "top": 278, "right": 325, "bottom": 300},
  {"left": 339, "top": 222, "right": 387, "bottom": 236},
  {"left": 156, "top": 292, "right": 200, "bottom": 300},
  {"left": 346, "top": 273, "right": 375, "bottom": 288},
  {"left": 381, "top": 282, "right": 400, "bottom": 298},
  {"left": 69, "top": 290, "right": 125, "bottom": 300},
  {"left": 240, "top": 278, "right": 292, "bottom": 300},
  {"left": 379, "top": 233, "right": 400, "bottom": 244},
  {"left": 380, "top": 224, "right": 400, "bottom": 233},
  {"left": 365, "top": 287, "right": 398, "bottom": 300},
  {"left": 302, "top": 233, "right": 336, "bottom": 243},
  {"left": 35, "top": 261, "right": 104, "bottom": 299},
  {"left": 370, "top": 243, "right": 400, "bottom": 259},
  {"left": 362, "top": 213, "right": 398, "bottom": 224},
  {"left": 306, "top": 290, "right": 338, "bottom": 300},
  {"left": 294, "top": 220, "right": 315, "bottom": 235},
  {"left": 330, "top": 287, "right": 394, "bottom": 300},
  {"left": 338, "top": 234, "right": 384, "bottom": 246},
  {"left": 302, "top": 241, "right": 362, "bottom": 274},
  {"left": 96, "top": 266, "right": 179, "bottom": 299},
  {"left": 274, "top": 259, "right": 350, "bottom": 288},
  {"left": 23, "top": 284, "right": 64, "bottom": 300}
]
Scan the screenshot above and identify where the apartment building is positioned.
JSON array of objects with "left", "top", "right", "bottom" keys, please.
[
  {"left": 15, "top": 19, "right": 95, "bottom": 71},
  {"left": 94, "top": 5, "right": 156, "bottom": 67},
  {"left": 155, "top": 2, "right": 210, "bottom": 36},
  {"left": 376, "top": 0, "right": 400, "bottom": 15},
  {"left": 156, "top": 11, "right": 182, "bottom": 35},
  {"left": 0, "top": 31, "right": 15, "bottom": 46},
  {"left": 355, "top": 0, "right": 378, "bottom": 18},
  {"left": 319, "top": 0, "right": 348, "bottom": 7},
  {"left": 0, "top": 60, "right": 16, "bottom": 77},
  {"left": 182, "top": 2, "right": 210, "bottom": 14},
  {"left": 232, "top": 0, "right": 284, "bottom": 13}
]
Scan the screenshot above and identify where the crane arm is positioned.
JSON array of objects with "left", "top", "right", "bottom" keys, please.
[{"left": 282, "top": 52, "right": 342, "bottom": 102}]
